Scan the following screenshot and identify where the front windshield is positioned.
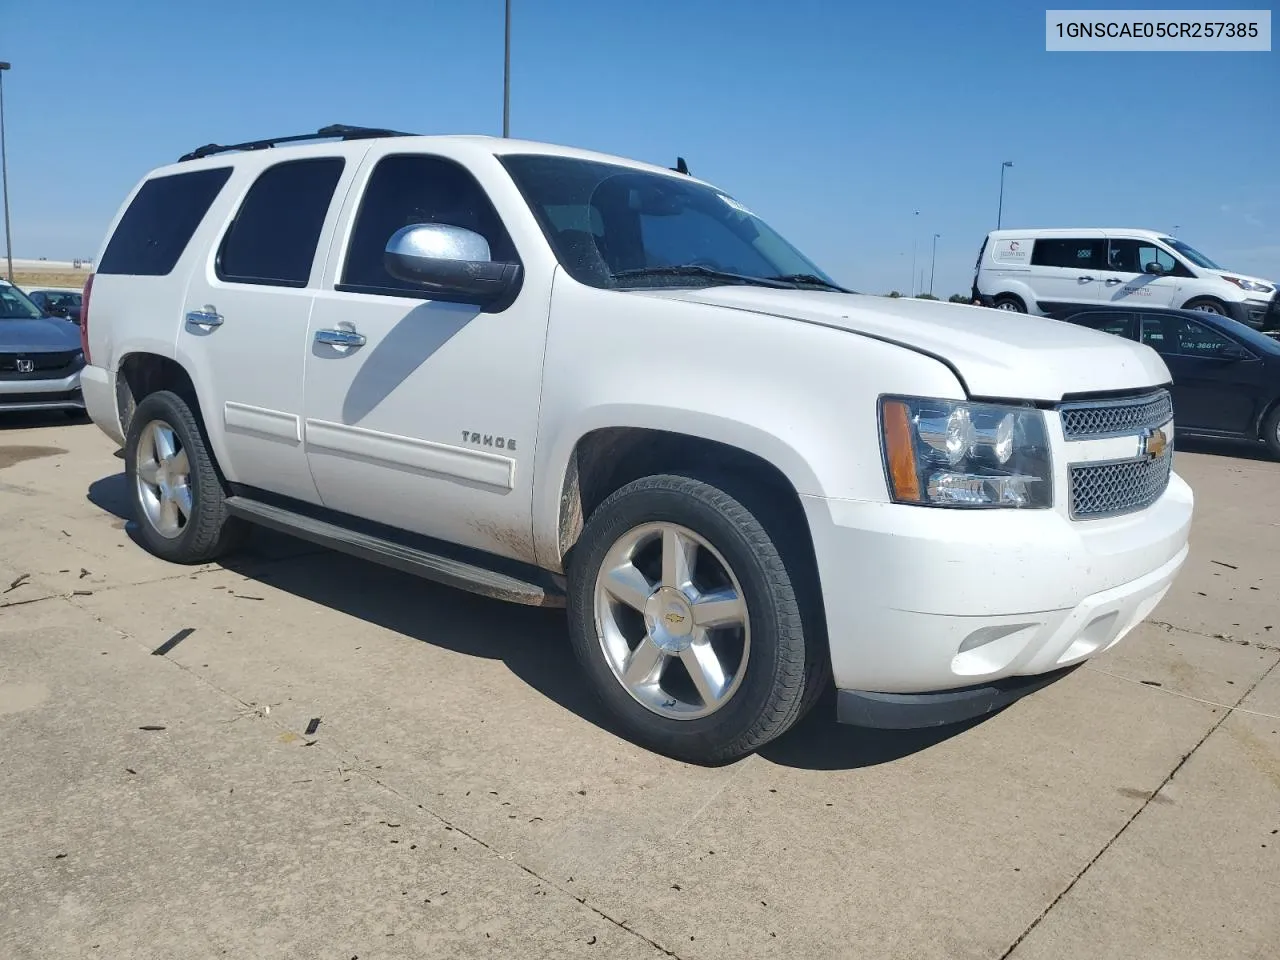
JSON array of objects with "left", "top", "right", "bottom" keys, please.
[
  {"left": 501, "top": 154, "right": 837, "bottom": 290},
  {"left": 0, "top": 284, "right": 45, "bottom": 320},
  {"left": 1161, "top": 237, "right": 1223, "bottom": 270}
]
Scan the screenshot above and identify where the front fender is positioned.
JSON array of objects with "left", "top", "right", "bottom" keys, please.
[{"left": 530, "top": 274, "right": 965, "bottom": 567}]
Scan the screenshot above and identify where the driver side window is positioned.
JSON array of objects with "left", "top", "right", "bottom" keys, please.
[
  {"left": 1169, "top": 317, "right": 1239, "bottom": 358},
  {"left": 341, "top": 154, "right": 519, "bottom": 296},
  {"left": 1106, "top": 240, "right": 1181, "bottom": 276}
]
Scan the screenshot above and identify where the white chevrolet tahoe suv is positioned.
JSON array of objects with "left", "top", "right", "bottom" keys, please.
[{"left": 80, "top": 125, "right": 1193, "bottom": 763}]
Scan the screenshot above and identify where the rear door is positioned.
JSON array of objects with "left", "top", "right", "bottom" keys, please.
[
  {"left": 1100, "top": 238, "right": 1180, "bottom": 308},
  {"left": 1139, "top": 314, "right": 1265, "bottom": 433},
  {"left": 1028, "top": 237, "right": 1105, "bottom": 310},
  {"left": 177, "top": 153, "right": 353, "bottom": 503}
]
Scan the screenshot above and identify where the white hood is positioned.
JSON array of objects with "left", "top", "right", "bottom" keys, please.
[{"left": 641, "top": 288, "right": 1171, "bottom": 402}]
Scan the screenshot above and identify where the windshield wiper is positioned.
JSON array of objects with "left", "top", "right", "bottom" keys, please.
[
  {"left": 766, "top": 273, "right": 849, "bottom": 292},
  {"left": 611, "top": 265, "right": 793, "bottom": 290}
]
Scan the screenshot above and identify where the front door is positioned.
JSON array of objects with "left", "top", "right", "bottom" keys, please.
[
  {"left": 1100, "top": 238, "right": 1180, "bottom": 308},
  {"left": 178, "top": 154, "right": 351, "bottom": 504},
  {"left": 302, "top": 149, "right": 551, "bottom": 564},
  {"left": 1140, "top": 314, "right": 1265, "bottom": 433},
  {"left": 1027, "top": 237, "right": 1105, "bottom": 310}
]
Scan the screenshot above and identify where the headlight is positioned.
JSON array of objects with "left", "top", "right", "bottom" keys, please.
[
  {"left": 1223, "top": 276, "right": 1274, "bottom": 294},
  {"left": 880, "top": 397, "right": 1052, "bottom": 508}
]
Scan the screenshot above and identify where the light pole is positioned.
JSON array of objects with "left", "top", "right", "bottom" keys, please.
[
  {"left": 909, "top": 210, "right": 919, "bottom": 296},
  {"left": 502, "top": 0, "right": 511, "bottom": 137},
  {"left": 929, "top": 233, "right": 940, "bottom": 295},
  {"left": 0, "top": 62, "right": 12, "bottom": 283},
  {"left": 996, "top": 160, "right": 1013, "bottom": 229}
]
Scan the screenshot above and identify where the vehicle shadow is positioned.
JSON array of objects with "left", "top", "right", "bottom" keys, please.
[
  {"left": 86, "top": 470, "right": 982, "bottom": 771},
  {"left": 1176, "top": 435, "right": 1275, "bottom": 463}
]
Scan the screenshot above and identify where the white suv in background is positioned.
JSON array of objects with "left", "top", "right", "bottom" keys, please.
[
  {"left": 79, "top": 126, "right": 1193, "bottom": 763},
  {"left": 974, "top": 228, "right": 1279, "bottom": 330}
]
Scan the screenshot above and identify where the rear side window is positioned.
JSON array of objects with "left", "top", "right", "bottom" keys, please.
[
  {"left": 1031, "top": 238, "right": 1105, "bottom": 270},
  {"left": 98, "top": 167, "right": 232, "bottom": 276},
  {"left": 217, "top": 157, "right": 345, "bottom": 287},
  {"left": 1071, "top": 311, "right": 1136, "bottom": 339},
  {"left": 341, "top": 154, "right": 519, "bottom": 296}
]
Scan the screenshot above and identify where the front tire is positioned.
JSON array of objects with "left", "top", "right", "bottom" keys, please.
[
  {"left": 992, "top": 294, "right": 1026, "bottom": 313},
  {"left": 125, "top": 390, "right": 247, "bottom": 564},
  {"left": 567, "top": 474, "right": 821, "bottom": 764},
  {"left": 1184, "top": 297, "right": 1228, "bottom": 316},
  {"left": 1262, "top": 405, "right": 1280, "bottom": 460}
]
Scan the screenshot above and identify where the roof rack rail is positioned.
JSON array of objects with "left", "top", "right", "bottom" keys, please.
[{"left": 178, "top": 124, "right": 415, "bottom": 162}]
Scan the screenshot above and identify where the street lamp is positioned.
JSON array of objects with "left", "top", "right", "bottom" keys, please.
[
  {"left": 909, "top": 210, "right": 919, "bottom": 296},
  {"left": 0, "top": 61, "right": 12, "bottom": 283},
  {"left": 929, "top": 233, "right": 940, "bottom": 296},
  {"left": 996, "top": 160, "right": 1013, "bottom": 230},
  {"left": 502, "top": 0, "right": 511, "bottom": 137}
]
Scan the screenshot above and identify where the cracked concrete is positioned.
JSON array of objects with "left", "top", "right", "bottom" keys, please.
[{"left": 2, "top": 420, "right": 1278, "bottom": 959}]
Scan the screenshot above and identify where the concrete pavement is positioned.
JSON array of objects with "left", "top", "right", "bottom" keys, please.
[{"left": 2, "top": 417, "right": 1277, "bottom": 959}]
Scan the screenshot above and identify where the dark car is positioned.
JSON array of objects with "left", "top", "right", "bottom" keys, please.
[
  {"left": 1048, "top": 304, "right": 1280, "bottom": 458},
  {"left": 0, "top": 281, "right": 86, "bottom": 415},
  {"left": 28, "top": 289, "right": 83, "bottom": 324}
]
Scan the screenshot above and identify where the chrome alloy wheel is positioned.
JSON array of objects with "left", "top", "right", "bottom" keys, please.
[
  {"left": 594, "top": 522, "right": 750, "bottom": 720},
  {"left": 995, "top": 300, "right": 1020, "bottom": 311},
  {"left": 134, "top": 419, "right": 192, "bottom": 539}
]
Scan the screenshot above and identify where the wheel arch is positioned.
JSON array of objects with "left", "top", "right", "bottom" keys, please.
[{"left": 542, "top": 420, "right": 820, "bottom": 574}]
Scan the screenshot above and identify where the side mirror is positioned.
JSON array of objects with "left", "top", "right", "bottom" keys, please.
[
  {"left": 1143, "top": 261, "right": 1166, "bottom": 275},
  {"left": 1219, "top": 343, "right": 1250, "bottom": 361},
  {"left": 383, "top": 224, "right": 521, "bottom": 305}
]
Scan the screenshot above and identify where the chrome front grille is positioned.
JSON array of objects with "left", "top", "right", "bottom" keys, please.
[
  {"left": 1059, "top": 390, "right": 1173, "bottom": 441},
  {"left": 1069, "top": 451, "right": 1172, "bottom": 519}
]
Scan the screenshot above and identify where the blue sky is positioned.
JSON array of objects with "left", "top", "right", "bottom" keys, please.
[{"left": 3, "top": 0, "right": 1277, "bottom": 295}]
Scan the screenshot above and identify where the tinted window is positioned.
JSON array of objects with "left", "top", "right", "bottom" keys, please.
[
  {"left": 1031, "top": 238, "right": 1105, "bottom": 270},
  {"left": 1140, "top": 316, "right": 1167, "bottom": 351},
  {"left": 1142, "top": 316, "right": 1243, "bottom": 358},
  {"left": 217, "top": 158, "right": 344, "bottom": 287},
  {"left": 1170, "top": 317, "right": 1239, "bottom": 358},
  {"left": 342, "top": 155, "right": 518, "bottom": 295},
  {"left": 99, "top": 168, "right": 232, "bottom": 276},
  {"left": 1071, "top": 311, "right": 1136, "bottom": 339},
  {"left": 1105, "top": 240, "right": 1179, "bottom": 275}
]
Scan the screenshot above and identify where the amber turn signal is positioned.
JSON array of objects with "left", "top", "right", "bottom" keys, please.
[{"left": 881, "top": 399, "right": 921, "bottom": 502}]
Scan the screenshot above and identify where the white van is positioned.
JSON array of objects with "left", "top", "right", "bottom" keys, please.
[{"left": 973, "top": 229, "right": 1278, "bottom": 329}]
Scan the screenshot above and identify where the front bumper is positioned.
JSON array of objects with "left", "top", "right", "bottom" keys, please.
[
  {"left": 802, "top": 472, "right": 1193, "bottom": 725},
  {"left": 0, "top": 370, "right": 84, "bottom": 412},
  {"left": 1225, "top": 296, "right": 1278, "bottom": 331}
]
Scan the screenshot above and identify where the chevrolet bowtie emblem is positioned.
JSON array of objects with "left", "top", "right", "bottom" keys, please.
[
  {"left": 1139, "top": 425, "right": 1169, "bottom": 460},
  {"left": 664, "top": 612, "right": 686, "bottom": 626}
]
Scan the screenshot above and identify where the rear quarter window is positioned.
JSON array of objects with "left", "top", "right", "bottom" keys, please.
[{"left": 98, "top": 167, "right": 232, "bottom": 276}]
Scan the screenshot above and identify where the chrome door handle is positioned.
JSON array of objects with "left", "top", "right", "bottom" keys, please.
[
  {"left": 1077, "top": 276, "right": 1094, "bottom": 283},
  {"left": 315, "top": 328, "right": 367, "bottom": 347},
  {"left": 1105, "top": 278, "right": 1123, "bottom": 285},
  {"left": 185, "top": 308, "right": 223, "bottom": 329}
]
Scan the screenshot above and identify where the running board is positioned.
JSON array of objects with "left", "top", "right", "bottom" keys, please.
[{"left": 224, "top": 496, "right": 564, "bottom": 608}]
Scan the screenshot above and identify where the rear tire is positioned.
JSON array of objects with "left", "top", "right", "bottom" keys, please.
[
  {"left": 1262, "top": 405, "right": 1280, "bottom": 460},
  {"left": 1184, "top": 298, "right": 1228, "bottom": 316},
  {"left": 567, "top": 473, "right": 824, "bottom": 764},
  {"left": 993, "top": 295, "right": 1026, "bottom": 313},
  {"left": 125, "top": 390, "right": 247, "bottom": 564}
]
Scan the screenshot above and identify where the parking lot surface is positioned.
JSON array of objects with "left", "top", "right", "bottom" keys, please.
[{"left": 2, "top": 418, "right": 1277, "bottom": 960}]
